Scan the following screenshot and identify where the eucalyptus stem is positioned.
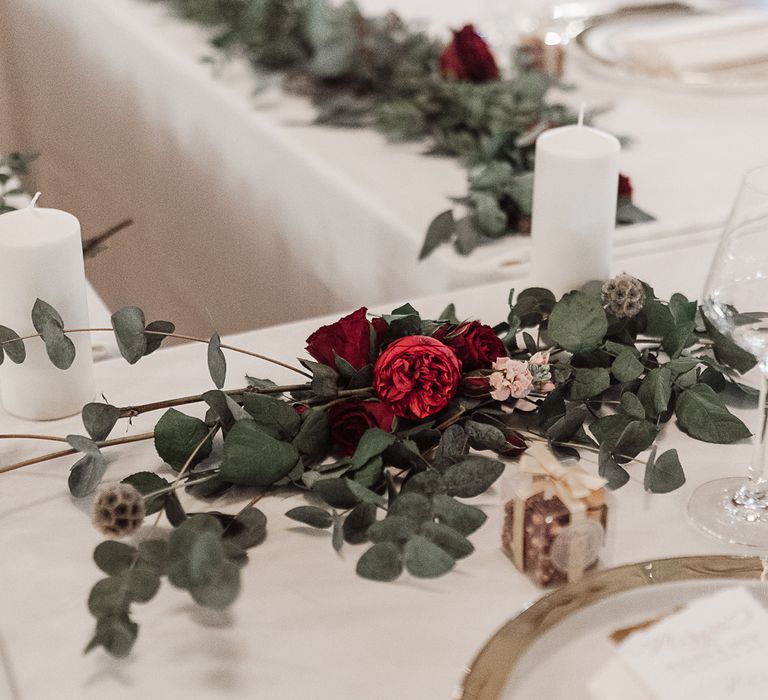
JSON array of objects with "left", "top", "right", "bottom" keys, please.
[
  {"left": 523, "top": 431, "right": 648, "bottom": 466},
  {"left": 435, "top": 406, "right": 466, "bottom": 431},
  {"left": 119, "top": 383, "right": 310, "bottom": 418},
  {"left": 0, "top": 433, "right": 69, "bottom": 443},
  {"left": 0, "top": 431, "right": 155, "bottom": 475},
  {"left": 150, "top": 422, "right": 221, "bottom": 530},
  {"left": 141, "top": 471, "right": 221, "bottom": 502},
  {"left": 0, "top": 328, "right": 312, "bottom": 378}
]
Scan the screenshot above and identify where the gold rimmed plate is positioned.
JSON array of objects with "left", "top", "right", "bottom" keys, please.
[
  {"left": 459, "top": 555, "right": 766, "bottom": 699},
  {"left": 574, "top": 3, "right": 768, "bottom": 92}
]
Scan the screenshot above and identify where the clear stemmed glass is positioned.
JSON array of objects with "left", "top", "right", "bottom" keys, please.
[{"left": 689, "top": 165, "right": 768, "bottom": 547}]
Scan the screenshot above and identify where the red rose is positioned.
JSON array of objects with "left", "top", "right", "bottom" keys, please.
[
  {"left": 440, "top": 25, "right": 500, "bottom": 83},
  {"left": 327, "top": 400, "right": 395, "bottom": 456},
  {"left": 305, "top": 307, "right": 374, "bottom": 370},
  {"left": 436, "top": 321, "right": 506, "bottom": 371},
  {"left": 373, "top": 336, "right": 462, "bottom": 419},
  {"left": 618, "top": 173, "right": 633, "bottom": 200}
]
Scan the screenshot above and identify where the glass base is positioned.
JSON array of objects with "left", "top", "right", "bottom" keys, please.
[{"left": 688, "top": 477, "right": 768, "bottom": 549}]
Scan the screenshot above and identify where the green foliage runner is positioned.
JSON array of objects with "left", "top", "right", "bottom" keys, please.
[{"left": 0, "top": 275, "right": 757, "bottom": 658}]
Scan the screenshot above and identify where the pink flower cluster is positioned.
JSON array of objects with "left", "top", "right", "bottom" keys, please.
[{"left": 488, "top": 352, "right": 555, "bottom": 402}]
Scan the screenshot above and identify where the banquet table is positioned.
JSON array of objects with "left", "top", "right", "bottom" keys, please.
[
  {"left": 1, "top": 0, "right": 766, "bottom": 338},
  {"left": 0, "top": 233, "right": 758, "bottom": 700}
]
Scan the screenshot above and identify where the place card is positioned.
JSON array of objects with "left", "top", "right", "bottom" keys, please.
[{"left": 617, "top": 587, "right": 768, "bottom": 700}]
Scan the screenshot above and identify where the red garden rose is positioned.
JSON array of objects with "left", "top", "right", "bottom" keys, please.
[
  {"left": 439, "top": 24, "right": 500, "bottom": 83},
  {"left": 373, "top": 335, "right": 462, "bottom": 419},
  {"left": 436, "top": 321, "right": 506, "bottom": 371},
  {"left": 327, "top": 400, "right": 396, "bottom": 456},
  {"left": 305, "top": 307, "right": 374, "bottom": 370},
  {"left": 618, "top": 173, "right": 633, "bottom": 199}
]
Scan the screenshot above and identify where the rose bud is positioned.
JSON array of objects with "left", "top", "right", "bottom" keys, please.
[
  {"left": 461, "top": 373, "right": 492, "bottom": 398},
  {"left": 439, "top": 24, "right": 500, "bottom": 83},
  {"left": 618, "top": 173, "right": 633, "bottom": 200}
]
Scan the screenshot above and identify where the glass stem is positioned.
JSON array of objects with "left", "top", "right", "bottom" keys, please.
[{"left": 746, "top": 369, "right": 768, "bottom": 498}]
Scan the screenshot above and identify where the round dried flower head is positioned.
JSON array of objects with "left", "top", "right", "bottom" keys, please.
[
  {"left": 601, "top": 274, "right": 644, "bottom": 319},
  {"left": 92, "top": 483, "right": 146, "bottom": 538}
]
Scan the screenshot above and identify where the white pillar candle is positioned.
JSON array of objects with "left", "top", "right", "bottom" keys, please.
[
  {"left": 0, "top": 199, "right": 95, "bottom": 419},
  {"left": 529, "top": 120, "right": 620, "bottom": 296}
]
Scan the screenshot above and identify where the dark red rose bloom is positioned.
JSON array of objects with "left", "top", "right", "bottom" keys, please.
[
  {"left": 439, "top": 24, "right": 499, "bottom": 83},
  {"left": 436, "top": 321, "right": 506, "bottom": 371},
  {"left": 327, "top": 400, "right": 396, "bottom": 456},
  {"left": 618, "top": 173, "right": 633, "bottom": 200},
  {"left": 373, "top": 336, "right": 462, "bottom": 419},
  {"left": 305, "top": 307, "right": 374, "bottom": 370}
]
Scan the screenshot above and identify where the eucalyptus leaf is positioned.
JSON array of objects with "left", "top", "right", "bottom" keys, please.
[
  {"left": 403, "top": 535, "right": 455, "bottom": 578},
  {"left": 93, "top": 541, "right": 136, "bottom": 576},
  {"left": 121, "top": 471, "right": 170, "bottom": 515},
  {"left": 207, "top": 333, "right": 227, "bottom": 389},
  {"left": 285, "top": 505, "right": 333, "bottom": 529},
  {"left": 568, "top": 367, "right": 611, "bottom": 401},
  {"left": 111, "top": 306, "right": 147, "bottom": 364},
  {"left": 676, "top": 383, "right": 751, "bottom": 444},
  {"left": 343, "top": 502, "right": 376, "bottom": 544},
  {"left": 443, "top": 457, "right": 505, "bottom": 498},
  {"left": 598, "top": 446, "right": 630, "bottom": 490},
  {"left": 221, "top": 420, "right": 300, "bottom": 486},
  {"left": 0, "top": 325, "right": 24, "bottom": 363},
  {"left": 548, "top": 292, "right": 608, "bottom": 353},
  {"left": 154, "top": 409, "right": 213, "bottom": 471},
  {"left": 611, "top": 351, "right": 644, "bottom": 383},
  {"left": 420, "top": 209, "right": 455, "bottom": 260},
  {"left": 82, "top": 402, "right": 120, "bottom": 442},
  {"left": 356, "top": 542, "right": 403, "bottom": 581},
  {"left": 419, "top": 522, "right": 473, "bottom": 559},
  {"left": 644, "top": 448, "right": 685, "bottom": 493},
  {"left": 242, "top": 393, "right": 301, "bottom": 440},
  {"left": 432, "top": 494, "right": 487, "bottom": 535}
]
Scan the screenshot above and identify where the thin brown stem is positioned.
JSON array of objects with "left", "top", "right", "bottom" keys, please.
[
  {"left": 435, "top": 406, "right": 466, "bottom": 431},
  {"left": 119, "top": 383, "right": 310, "bottom": 418},
  {"left": 0, "top": 327, "right": 312, "bottom": 379},
  {"left": 0, "top": 433, "right": 69, "bottom": 443},
  {"left": 523, "top": 432, "right": 648, "bottom": 465},
  {"left": 0, "top": 431, "right": 154, "bottom": 475},
  {"left": 150, "top": 422, "right": 221, "bottom": 530},
  {"left": 82, "top": 218, "right": 134, "bottom": 256}
]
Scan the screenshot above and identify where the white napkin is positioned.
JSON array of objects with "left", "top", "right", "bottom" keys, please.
[{"left": 623, "top": 11, "right": 768, "bottom": 78}]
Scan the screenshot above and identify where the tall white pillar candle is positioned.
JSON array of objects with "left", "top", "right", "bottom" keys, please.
[
  {"left": 530, "top": 122, "right": 620, "bottom": 296},
  {"left": 0, "top": 201, "right": 95, "bottom": 419}
]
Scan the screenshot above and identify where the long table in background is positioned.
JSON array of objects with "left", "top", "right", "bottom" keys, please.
[
  {"left": 0, "top": 0, "right": 765, "bottom": 336},
  {"left": 0, "top": 234, "right": 753, "bottom": 700}
]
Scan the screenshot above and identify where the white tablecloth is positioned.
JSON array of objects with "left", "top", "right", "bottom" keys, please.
[
  {"left": 1, "top": 0, "right": 766, "bottom": 338},
  {"left": 1, "top": 235, "right": 756, "bottom": 700}
]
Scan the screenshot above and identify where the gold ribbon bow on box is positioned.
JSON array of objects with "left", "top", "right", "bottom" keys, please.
[
  {"left": 511, "top": 443, "right": 607, "bottom": 577},
  {"left": 519, "top": 443, "right": 607, "bottom": 502}
]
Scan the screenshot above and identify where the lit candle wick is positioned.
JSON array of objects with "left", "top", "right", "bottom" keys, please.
[
  {"left": 578, "top": 104, "right": 585, "bottom": 127},
  {"left": 27, "top": 192, "right": 42, "bottom": 209}
]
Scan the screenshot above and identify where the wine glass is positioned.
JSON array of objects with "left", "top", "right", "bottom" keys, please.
[{"left": 689, "top": 165, "right": 768, "bottom": 547}]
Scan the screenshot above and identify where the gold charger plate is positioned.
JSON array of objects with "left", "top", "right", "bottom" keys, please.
[{"left": 459, "top": 555, "right": 766, "bottom": 699}]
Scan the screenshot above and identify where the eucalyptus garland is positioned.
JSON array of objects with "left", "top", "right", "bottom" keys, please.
[
  {"left": 151, "top": 0, "right": 585, "bottom": 255},
  {"left": 0, "top": 152, "right": 37, "bottom": 213},
  {"left": 0, "top": 275, "right": 756, "bottom": 657}
]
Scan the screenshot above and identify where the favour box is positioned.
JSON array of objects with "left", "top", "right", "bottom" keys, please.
[{"left": 501, "top": 444, "right": 608, "bottom": 587}]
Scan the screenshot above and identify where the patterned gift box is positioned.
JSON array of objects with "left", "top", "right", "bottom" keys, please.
[{"left": 501, "top": 444, "right": 608, "bottom": 587}]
